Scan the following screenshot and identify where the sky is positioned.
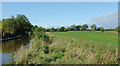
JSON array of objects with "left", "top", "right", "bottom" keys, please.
[{"left": 2, "top": 2, "right": 118, "bottom": 29}]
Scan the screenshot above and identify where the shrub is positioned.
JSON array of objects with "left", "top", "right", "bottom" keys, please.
[
  {"left": 115, "top": 26, "right": 120, "bottom": 32},
  {"left": 100, "top": 28, "right": 104, "bottom": 32},
  {"left": 80, "top": 27, "right": 83, "bottom": 31},
  {"left": 43, "top": 44, "right": 49, "bottom": 54},
  {"left": 97, "top": 27, "right": 104, "bottom": 32},
  {"left": 33, "top": 28, "right": 51, "bottom": 43},
  {"left": 86, "top": 28, "right": 89, "bottom": 31},
  {"left": 47, "top": 52, "right": 63, "bottom": 61},
  {"left": 50, "top": 30, "right": 54, "bottom": 32},
  {"left": 64, "top": 28, "right": 70, "bottom": 31},
  {"left": 90, "top": 24, "right": 96, "bottom": 31}
]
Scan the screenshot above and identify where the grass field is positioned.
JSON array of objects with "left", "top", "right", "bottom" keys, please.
[
  {"left": 11, "top": 31, "right": 118, "bottom": 64},
  {"left": 53, "top": 31, "right": 118, "bottom": 48}
]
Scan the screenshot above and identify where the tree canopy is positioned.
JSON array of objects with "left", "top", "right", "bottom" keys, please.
[
  {"left": 2, "top": 14, "right": 33, "bottom": 36},
  {"left": 91, "top": 24, "right": 97, "bottom": 31}
]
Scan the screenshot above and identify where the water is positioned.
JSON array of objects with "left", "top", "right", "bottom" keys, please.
[{"left": 1, "top": 37, "right": 31, "bottom": 64}]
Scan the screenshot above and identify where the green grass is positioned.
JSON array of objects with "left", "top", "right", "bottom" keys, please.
[
  {"left": 10, "top": 31, "right": 118, "bottom": 64},
  {"left": 52, "top": 31, "right": 118, "bottom": 47}
]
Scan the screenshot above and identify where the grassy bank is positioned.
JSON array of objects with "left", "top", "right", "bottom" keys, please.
[{"left": 9, "top": 31, "right": 118, "bottom": 64}]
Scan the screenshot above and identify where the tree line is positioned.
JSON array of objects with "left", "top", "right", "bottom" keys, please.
[
  {"left": 32, "top": 24, "right": 119, "bottom": 32},
  {"left": 0, "top": 14, "right": 119, "bottom": 38}
]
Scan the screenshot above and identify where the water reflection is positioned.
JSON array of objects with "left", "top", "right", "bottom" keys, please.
[{"left": 2, "top": 37, "right": 30, "bottom": 64}]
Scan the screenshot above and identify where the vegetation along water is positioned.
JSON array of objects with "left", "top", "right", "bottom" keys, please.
[{"left": 0, "top": 14, "right": 119, "bottom": 64}]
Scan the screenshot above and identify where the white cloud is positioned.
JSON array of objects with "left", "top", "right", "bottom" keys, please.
[
  {"left": 41, "top": 25, "right": 48, "bottom": 28},
  {"left": 90, "top": 12, "right": 118, "bottom": 29}
]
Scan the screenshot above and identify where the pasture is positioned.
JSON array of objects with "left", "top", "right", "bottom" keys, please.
[{"left": 53, "top": 31, "right": 118, "bottom": 48}]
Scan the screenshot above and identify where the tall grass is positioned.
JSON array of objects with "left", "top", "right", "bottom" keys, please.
[{"left": 10, "top": 32, "right": 118, "bottom": 64}]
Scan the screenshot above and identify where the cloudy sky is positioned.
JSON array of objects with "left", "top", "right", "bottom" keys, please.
[
  {"left": 90, "top": 12, "right": 118, "bottom": 29},
  {"left": 2, "top": 2, "right": 118, "bottom": 29}
]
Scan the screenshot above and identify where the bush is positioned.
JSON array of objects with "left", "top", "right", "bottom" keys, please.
[
  {"left": 64, "top": 28, "right": 70, "bottom": 31},
  {"left": 50, "top": 30, "right": 54, "bottom": 32},
  {"left": 97, "top": 27, "right": 104, "bottom": 32},
  {"left": 43, "top": 44, "right": 49, "bottom": 54},
  {"left": 80, "top": 27, "right": 83, "bottom": 31},
  {"left": 47, "top": 52, "right": 63, "bottom": 61},
  {"left": 33, "top": 28, "right": 51, "bottom": 43},
  {"left": 115, "top": 26, "right": 120, "bottom": 32},
  {"left": 100, "top": 28, "right": 104, "bottom": 32},
  {"left": 105, "top": 29, "right": 114, "bottom": 31},
  {"left": 86, "top": 28, "right": 89, "bottom": 31}
]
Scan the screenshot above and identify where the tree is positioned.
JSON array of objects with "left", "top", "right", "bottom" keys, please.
[
  {"left": 59, "top": 26, "right": 65, "bottom": 32},
  {"left": 31, "top": 25, "right": 38, "bottom": 31},
  {"left": 86, "top": 28, "right": 89, "bottom": 31},
  {"left": 51, "top": 27, "right": 55, "bottom": 32},
  {"left": 82, "top": 24, "right": 88, "bottom": 31},
  {"left": 97, "top": 27, "right": 104, "bottom": 32},
  {"left": 45, "top": 29, "right": 50, "bottom": 32},
  {"left": 105, "top": 28, "right": 114, "bottom": 31},
  {"left": 64, "top": 28, "right": 70, "bottom": 31},
  {"left": 57, "top": 28, "right": 60, "bottom": 32},
  {"left": 97, "top": 27, "right": 101, "bottom": 31},
  {"left": 2, "top": 14, "right": 33, "bottom": 36},
  {"left": 15, "top": 14, "right": 33, "bottom": 35},
  {"left": 115, "top": 26, "right": 120, "bottom": 32},
  {"left": 0, "top": 20, "right": 1, "bottom": 31},
  {"left": 2, "top": 18, "right": 16, "bottom": 34},
  {"left": 75, "top": 25, "right": 81, "bottom": 31},
  {"left": 70, "top": 24, "right": 76, "bottom": 31},
  {"left": 80, "top": 27, "right": 83, "bottom": 31},
  {"left": 90, "top": 24, "right": 97, "bottom": 31},
  {"left": 101, "top": 28, "right": 104, "bottom": 32},
  {"left": 35, "top": 27, "right": 44, "bottom": 32}
]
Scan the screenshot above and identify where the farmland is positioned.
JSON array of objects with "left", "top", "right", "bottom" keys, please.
[
  {"left": 10, "top": 31, "right": 118, "bottom": 64},
  {"left": 52, "top": 31, "right": 118, "bottom": 48}
]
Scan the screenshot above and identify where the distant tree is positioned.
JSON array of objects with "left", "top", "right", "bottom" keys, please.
[
  {"left": 105, "top": 28, "right": 114, "bottom": 31},
  {"left": 115, "top": 26, "right": 120, "bottom": 32},
  {"left": 50, "top": 30, "right": 54, "bottom": 32},
  {"left": 31, "top": 25, "right": 38, "bottom": 31},
  {"left": 75, "top": 25, "right": 81, "bottom": 31},
  {"left": 51, "top": 27, "right": 55, "bottom": 32},
  {"left": 97, "top": 27, "right": 101, "bottom": 31},
  {"left": 70, "top": 24, "right": 76, "bottom": 31},
  {"left": 90, "top": 24, "right": 97, "bottom": 31},
  {"left": 57, "top": 28, "right": 60, "bottom": 32},
  {"left": 80, "top": 27, "right": 83, "bottom": 31},
  {"left": 0, "top": 20, "right": 1, "bottom": 31},
  {"left": 87, "top": 29, "right": 91, "bottom": 31},
  {"left": 101, "top": 28, "right": 104, "bottom": 32},
  {"left": 45, "top": 29, "right": 50, "bottom": 32},
  {"left": 64, "top": 28, "right": 71, "bottom": 31},
  {"left": 35, "top": 27, "right": 44, "bottom": 32},
  {"left": 82, "top": 24, "right": 88, "bottom": 31},
  {"left": 86, "top": 28, "right": 89, "bottom": 31},
  {"left": 59, "top": 26, "right": 65, "bottom": 32},
  {"left": 97, "top": 27, "right": 104, "bottom": 32}
]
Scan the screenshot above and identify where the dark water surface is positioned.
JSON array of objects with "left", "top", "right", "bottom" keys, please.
[{"left": 1, "top": 37, "right": 31, "bottom": 64}]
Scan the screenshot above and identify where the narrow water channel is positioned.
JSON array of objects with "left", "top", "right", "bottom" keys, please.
[{"left": 1, "top": 37, "right": 32, "bottom": 64}]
